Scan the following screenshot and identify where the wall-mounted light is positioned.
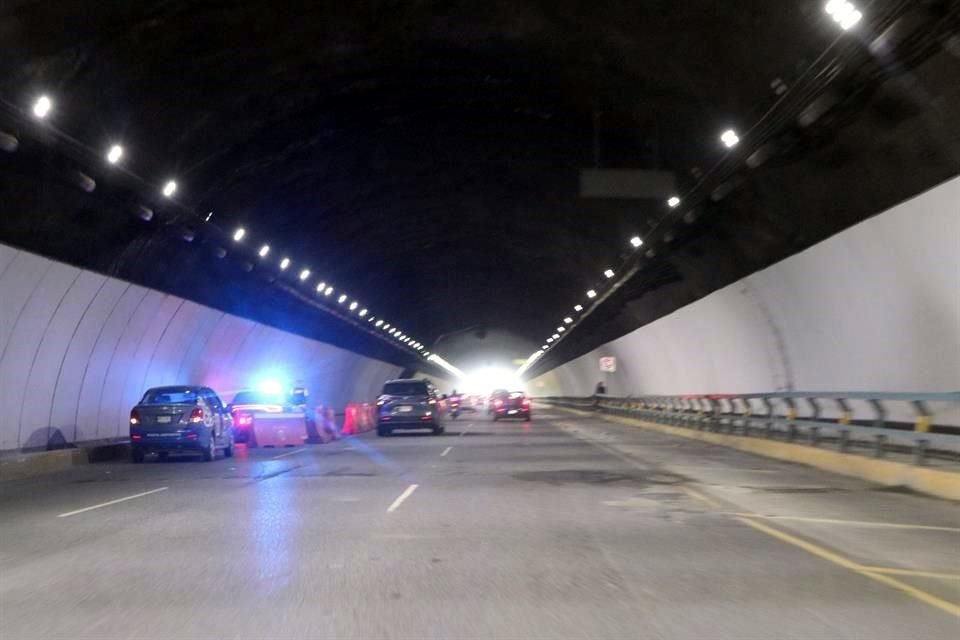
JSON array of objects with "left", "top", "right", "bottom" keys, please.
[
  {"left": 162, "top": 180, "right": 177, "bottom": 198},
  {"left": 586, "top": 289, "right": 597, "bottom": 299}
]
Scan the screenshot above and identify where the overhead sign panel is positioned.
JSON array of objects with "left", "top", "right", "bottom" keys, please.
[{"left": 579, "top": 169, "right": 676, "bottom": 199}]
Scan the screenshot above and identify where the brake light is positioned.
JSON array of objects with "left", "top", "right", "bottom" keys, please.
[
  {"left": 129, "top": 409, "right": 140, "bottom": 425},
  {"left": 234, "top": 411, "right": 254, "bottom": 427},
  {"left": 494, "top": 399, "right": 503, "bottom": 407},
  {"left": 522, "top": 399, "right": 530, "bottom": 407},
  {"left": 131, "top": 434, "right": 142, "bottom": 439},
  {"left": 189, "top": 407, "right": 204, "bottom": 423}
]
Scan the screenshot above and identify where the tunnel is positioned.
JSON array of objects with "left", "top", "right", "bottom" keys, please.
[{"left": 1, "top": 2, "right": 959, "bottom": 638}]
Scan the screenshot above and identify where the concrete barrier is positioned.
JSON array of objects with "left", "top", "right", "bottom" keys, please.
[
  {"left": 250, "top": 413, "right": 308, "bottom": 447},
  {"left": 0, "top": 442, "right": 130, "bottom": 480}
]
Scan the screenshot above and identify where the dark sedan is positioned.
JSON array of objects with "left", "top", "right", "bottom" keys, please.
[{"left": 129, "top": 386, "right": 234, "bottom": 462}]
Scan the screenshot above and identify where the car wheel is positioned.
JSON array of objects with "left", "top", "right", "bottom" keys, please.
[
  {"left": 131, "top": 449, "right": 145, "bottom": 464},
  {"left": 433, "top": 426, "right": 445, "bottom": 435},
  {"left": 202, "top": 437, "right": 216, "bottom": 462},
  {"left": 224, "top": 436, "right": 234, "bottom": 458},
  {"left": 377, "top": 426, "right": 391, "bottom": 437},
  {"left": 524, "top": 414, "right": 531, "bottom": 422}
]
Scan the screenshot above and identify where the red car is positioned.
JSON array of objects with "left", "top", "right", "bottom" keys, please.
[{"left": 491, "top": 390, "right": 531, "bottom": 421}]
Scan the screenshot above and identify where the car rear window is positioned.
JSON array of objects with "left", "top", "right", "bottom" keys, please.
[
  {"left": 382, "top": 381, "right": 429, "bottom": 396},
  {"left": 140, "top": 388, "right": 199, "bottom": 405},
  {"left": 231, "top": 391, "right": 284, "bottom": 405}
]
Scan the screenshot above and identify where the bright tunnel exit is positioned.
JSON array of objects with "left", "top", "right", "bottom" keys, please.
[{"left": 458, "top": 366, "right": 526, "bottom": 396}]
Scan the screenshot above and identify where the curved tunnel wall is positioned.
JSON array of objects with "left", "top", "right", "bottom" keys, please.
[
  {"left": 0, "top": 244, "right": 408, "bottom": 451},
  {"left": 531, "top": 176, "right": 960, "bottom": 403}
]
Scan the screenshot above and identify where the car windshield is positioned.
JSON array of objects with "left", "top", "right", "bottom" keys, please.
[
  {"left": 382, "top": 382, "right": 428, "bottom": 396},
  {"left": 140, "top": 388, "right": 199, "bottom": 405},
  {"left": 231, "top": 391, "right": 284, "bottom": 405}
]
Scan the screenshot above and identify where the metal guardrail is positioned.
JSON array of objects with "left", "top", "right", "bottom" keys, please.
[{"left": 540, "top": 392, "right": 960, "bottom": 464}]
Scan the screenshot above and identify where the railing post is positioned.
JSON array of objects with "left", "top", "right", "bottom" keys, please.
[
  {"left": 869, "top": 399, "right": 886, "bottom": 429},
  {"left": 874, "top": 434, "right": 887, "bottom": 458},
  {"left": 784, "top": 398, "right": 797, "bottom": 442},
  {"left": 736, "top": 397, "right": 750, "bottom": 435},
  {"left": 838, "top": 429, "right": 850, "bottom": 453},
  {"left": 763, "top": 397, "right": 775, "bottom": 438}
]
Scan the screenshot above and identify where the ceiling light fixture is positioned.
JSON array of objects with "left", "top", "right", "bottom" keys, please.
[
  {"left": 574, "top": 304, "right": 583, "bottom": 312},
  {"left": 564, "top": 317, "right": 573, "bottom": 324},
  {"left": 825, "top": 0, "right": 862, "bottom": 30},
  {"left": 162, "top": 180, "right": 177, "bottom": 198},
  {"left": 106, "top": 144, "right": 124, "bottom": 164},
  {"left": 604, "top": 269, "right": 615, "bottom": 279},
  {"left": 258, "top": 244, "right": 270, "bottom": 258},
  {"left": 32, "top": 95, "right": 53, "bottom": 119},
  {"left": 667, "top": 196, "right": 681, "bottom": 208},
  {"left": 233, "top": 227, "right": 246, "bottom": 242},
  {"left": 586, "top": 289, "right": 597, "bottom": 299},
  {"left": 720, "top": 129, "right": 740, "bottom": 148},
  {"left": 338, "top": 294, "right": 347, "bottom": 304},
  {"left": 280, "top": 257, "right": 291, "bottom": 270},
  {"left": 349, "top": 301, "right": 358, "bottom": 311},
  {"left": 299, "top": 269, "right": 310, "bottom": 281},
  {"left": 324, "top": 286, "right": 333, "bottom": 296},
  {"left": 630, "top": 236, "right": 643, "bottom": 248}
]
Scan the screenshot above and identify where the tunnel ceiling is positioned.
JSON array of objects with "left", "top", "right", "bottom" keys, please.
[{"left": 2, "top": 1, "right": 959, "bottom": 371}]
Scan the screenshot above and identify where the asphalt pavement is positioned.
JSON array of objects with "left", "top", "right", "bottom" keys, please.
[{"left": 1, "top": 406, "right": 958, "bottom": 639}]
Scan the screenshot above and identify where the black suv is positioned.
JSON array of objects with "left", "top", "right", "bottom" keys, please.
[{"left": 376, "top": 379, "right": 446, "bottom": 436}]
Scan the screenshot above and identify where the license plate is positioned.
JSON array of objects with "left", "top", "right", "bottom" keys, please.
[
  {"left": 157, "top": 416, "right": 172, "bottom": 423},
  {"left": 146, "top": 433, "right": 178, "bottom": 437},
  {"left": 397, "top": 406, "right": 413, "bottom": 413},
  {"left": 508, "top": 409, "right": 518, "bottom": 415}
]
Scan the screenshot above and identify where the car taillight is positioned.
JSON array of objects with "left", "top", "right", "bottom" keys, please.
[
  {"left": 129, "top": 409, "right": 140, "bottom": 425},
  {"left": 494, "top": 399, "right": 503, "bottom": 407},
  {"left": 235, "top": 411, "right": 253, "bottom": 426},
  {"left": 522, "top": 399, "right": 530, "bottom": 407},
  {"left": 189, "top": 407, "right": 204, "bottom": 423}
]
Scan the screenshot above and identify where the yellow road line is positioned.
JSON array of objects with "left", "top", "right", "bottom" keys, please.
[
  {"left": 718, "top": 512, "right": 960, "bottom": 534},
  {"left": 737, "top": 516, "right": 960, "bottom": 618},
  {"left": 860, "top": 567, "right": 960, "bottom": 581},
  {"left": 681, "top": 485, "right": 723, "bottom": 510}
]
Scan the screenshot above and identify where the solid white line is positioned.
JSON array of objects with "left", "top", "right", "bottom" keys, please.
[
  {"left": 271, "top": 448, "right": 304, "bottom": 459},
  {"left": 724, "top": 512, "right": 960, "bottom": 533},
  {"left": 387, "top": 484, "right": 419, "bottom": 513},
  {"left": 441, "top": 446, "right": 452, "bottom": 457},
  {"left": 57, "top": 487, "right": 169, "bottom": 518}
]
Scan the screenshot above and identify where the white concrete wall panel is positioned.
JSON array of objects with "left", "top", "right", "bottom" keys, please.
[
  {"left": 0, "top": 244, "right": 411, "bottom": 450},
  {"left": 533, "top": 176, "right": 960, "bottom": 400},
  {"left": 18, "top": 268, "right": 101, "bottom": 447},
  {"left": 0, "top": 259, "right": 76, "bottom": 448},
  {"left": 50, "top": 279, "right": 130, "bottom": 442}
]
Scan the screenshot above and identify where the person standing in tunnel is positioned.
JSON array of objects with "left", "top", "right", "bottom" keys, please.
[{"left": 595, "top": 381, "right": 607, "bottom": 396}]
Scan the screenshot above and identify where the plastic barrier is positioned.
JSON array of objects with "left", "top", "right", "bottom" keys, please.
[
  {"left": 341, "top": 404, "right": 360, "bottom": 435},
  {"left": 250, "top": 412, "right": 309, "bottom": 447},
  {"left": 358, "top": 403, "right": 374, "bottom": 432}
]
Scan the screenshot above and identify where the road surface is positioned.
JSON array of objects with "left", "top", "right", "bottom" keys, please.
[{"left": 1, "top": 407, "right": 958, "bottom": 639}]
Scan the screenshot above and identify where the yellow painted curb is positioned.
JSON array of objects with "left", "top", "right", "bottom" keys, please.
[{"left": 559, "top": 407, "right": 960, "bottom": 502}]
